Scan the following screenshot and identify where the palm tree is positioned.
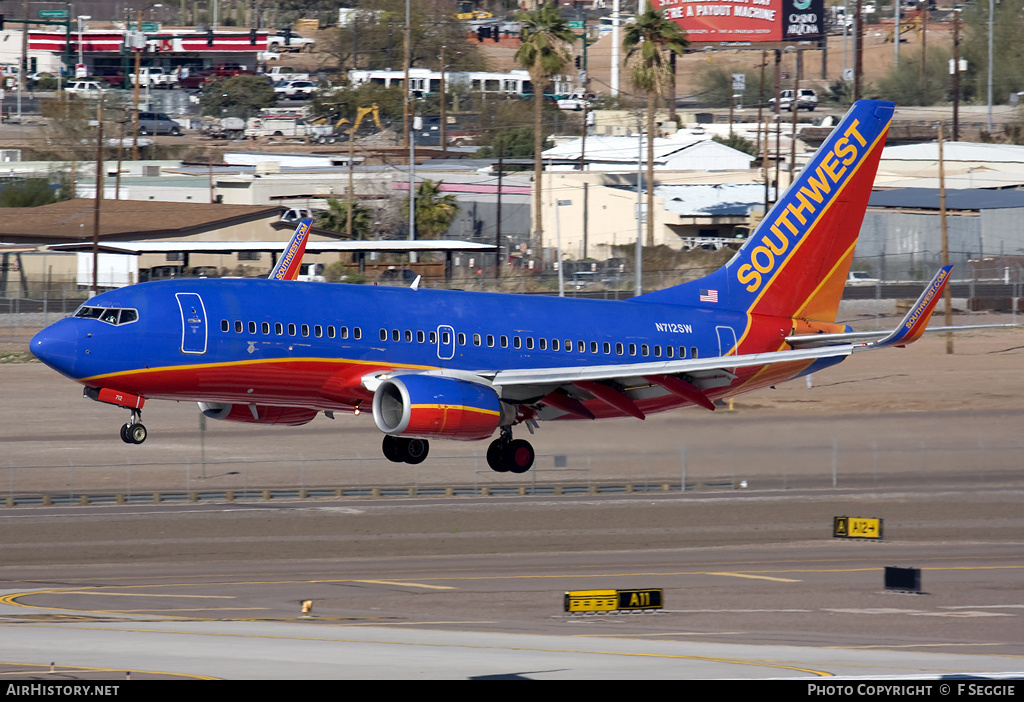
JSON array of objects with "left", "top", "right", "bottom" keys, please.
[
  {"left": 315, "top": 198, "right": 374, "bottom": 240},
  {"left": 624, "top": 10, "right": 687, "bottom": 248},
  {"left": 514, "top": 2, "right": 575, "bottom": 267},
  {"left": 403, "top": 179, "right": 459, "bottom": 239}
]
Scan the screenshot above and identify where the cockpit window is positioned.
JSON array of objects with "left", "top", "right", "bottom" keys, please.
[{"left": 74, "top": 305, "right": 139, "bottom": 326}]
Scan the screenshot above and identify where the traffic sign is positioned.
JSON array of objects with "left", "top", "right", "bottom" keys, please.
[{"left": 39, "top": 10, "right": 69, "bottom": 18}]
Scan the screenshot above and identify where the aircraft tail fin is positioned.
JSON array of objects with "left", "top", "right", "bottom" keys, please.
[
  {"left": 636, "top": 100, "right": 894, "bottom": 328},
  {"left": 268, "top": 218, "right": 313, "bottom": 281}
]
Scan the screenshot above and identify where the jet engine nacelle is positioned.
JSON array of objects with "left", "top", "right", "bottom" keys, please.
[
  {"left": 198, "top": 402, "right": 318, "bottom": 426},
  {"left": 372, "top": 375, "right": 509, "bottom": 441}
]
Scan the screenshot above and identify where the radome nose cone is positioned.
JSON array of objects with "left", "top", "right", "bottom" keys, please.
[{"left": 31, "top": 322, "right": 79, "bottom": 378}]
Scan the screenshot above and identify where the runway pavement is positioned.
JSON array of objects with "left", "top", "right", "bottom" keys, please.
[{"left": 1, "top": 324, "right": 1023, "bottom": 679}]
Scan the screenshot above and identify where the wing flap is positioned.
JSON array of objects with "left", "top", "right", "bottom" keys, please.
[{"left": 489, "top": 345, "right": 854, "bottom": 388}]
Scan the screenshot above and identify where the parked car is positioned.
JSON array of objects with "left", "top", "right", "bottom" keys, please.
[
  {"left": 274, "top": 79, "right": 317, "bottom": 99},
  {"left": 136, "top": 111, "right": 182, "bottom": 136},
  {"left": 64, "top": 80, "right": 108, "bottom": 97},
  {"left": 769, "top": 88, "right": 818, "bottom": 112},
  {"left": 847, "top": 270, "right": 881, "bottom": 286}
]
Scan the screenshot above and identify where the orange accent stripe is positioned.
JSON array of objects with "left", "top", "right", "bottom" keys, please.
[{"left": 733, "top": 124, "right": 891, "bottom": 353}]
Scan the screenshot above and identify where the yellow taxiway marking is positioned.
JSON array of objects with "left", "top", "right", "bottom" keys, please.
[
  {"left": 0, "top": 623, "right": 833, "bottom": 677},
  {"left": 56, "top": 592, "right": 235, "bottom": 599},
  {"left": 351, "top": 580, "right": 455, "bottom": 590},
  {"left": 707, "top": 572, "right": 802, "bottom": 583},
  {"left": 0, "top": 659, "right": 217, "bottom": 680}
]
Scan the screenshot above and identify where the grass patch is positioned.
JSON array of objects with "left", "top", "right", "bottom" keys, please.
[{"left": 0, "top": 350, "right": 37, "bottom": 363}]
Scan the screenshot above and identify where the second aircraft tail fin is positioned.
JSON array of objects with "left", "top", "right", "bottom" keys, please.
[{"left": 268, "top": 218, "right": 313, "bottom": 281}]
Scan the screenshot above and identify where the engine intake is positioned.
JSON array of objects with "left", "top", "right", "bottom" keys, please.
[
  {"left": 198, "top": 402, "right": 318, "bottom": 426},
  {"left": 372, "top": 375, "right": 507, "bottom": 441}
]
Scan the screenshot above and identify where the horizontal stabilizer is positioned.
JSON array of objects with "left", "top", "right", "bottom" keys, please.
[{"left": 786, "top": 266, "right": 958, "bottom": 351}]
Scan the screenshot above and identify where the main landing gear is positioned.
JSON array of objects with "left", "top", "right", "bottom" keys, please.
[
  {"left": 119, "top": 409, "right": 147, "bottom": 445},
  {"left": 486, "top": 428, "right": 535, "bottom": 474},
  {"left": 381, "top": 435, "right": 429, "bottom": 465}
]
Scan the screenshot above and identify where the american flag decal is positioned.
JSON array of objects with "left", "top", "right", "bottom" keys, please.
[{"left": 700, "top": 289, "right": 718, "bottom": 303}]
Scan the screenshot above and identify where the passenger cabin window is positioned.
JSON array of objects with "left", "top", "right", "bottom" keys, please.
[{"left": 275, "top": 323, "right": 283, "bottom": 335}]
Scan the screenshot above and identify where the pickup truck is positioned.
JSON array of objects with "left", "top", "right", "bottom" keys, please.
[
  {"left": 557, "top": 91, "right": 594, "bottom": 111},
  {"left": 179, "top": 64, "right": 257, "bottom": 90},
  {"left": 265, "top": 66, "right": 310, "bottom": 83},
  {"left": 769, "top": 88, "right": 818, "bottom": 112},
  {"left": 267, "top": 31, "right": 316, "bottom": 53},
  {"left": 130, "top": 66, "right": 178, "bottom": 89}
]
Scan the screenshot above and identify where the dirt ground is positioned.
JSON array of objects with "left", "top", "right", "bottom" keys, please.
[{"left": 2, "top": 314, "right": 1023, "bottom": 497}]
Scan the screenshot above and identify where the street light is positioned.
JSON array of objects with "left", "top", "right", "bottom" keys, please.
[{"left": 77, "top": 15, "right": 91, "bottom": 75}]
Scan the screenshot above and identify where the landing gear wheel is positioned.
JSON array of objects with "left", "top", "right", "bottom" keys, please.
[
  {"left": 402, "top": 438, "right": 429, "bottom": 465},
  {"left": 486, "top": 439, "right": 509, "bottom": 473},
  {"left": 120, "top": 422, "right": 146, "bottom": 444},
  {"left": 505, "top": 439, "right": 534, "bottom": 474},
  {"left": 128, "top": 423, "right": 147, "bottom": 444},
  {"left": 381, "top": 436, "right": 430, "bottom": 464},
  {"left": 486, "top": 436, "right": 535, "bottom": 473},
  {"left": 382, "top": 435, "right": 404, "bottom": 463}
]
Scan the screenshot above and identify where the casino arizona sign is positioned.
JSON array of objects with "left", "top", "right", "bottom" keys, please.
[{"left": 650, "top": 0, "right": 824, "bottom": 43}]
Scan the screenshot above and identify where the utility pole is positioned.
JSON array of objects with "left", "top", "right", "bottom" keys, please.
[
  {"left": 495, "top": 145, "right": 503, "bottom": 279},
  {"left": 952, "top": 9, "right": 961, "bottom": 141},
  {"left": 132, "top": 11, "right": 142, "bottom": 161},
  {"left": 790, "top": 50, "right": 800, "bottom": 186},
  {"left": 938, "top": 121, "right": 953, "bottom": 355},
  {"left": 854, "top": 0, "right": 863, "bottom": 101},
  {"left": 403, "top": 0, "right": 411, "bottom": 149},
  {"left": 440, "top": 45, "right": 447, "bottom": 157},
  {"left": 92, "top": 100, "right": 103, "bottom": 296},
  {"left": 920, "top": 3, "right": 928, "bottom": 86}
]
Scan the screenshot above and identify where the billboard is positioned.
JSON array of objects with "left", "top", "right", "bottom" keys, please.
[{"left": 651, "top": 0, "right": 825, "bottom": 43}]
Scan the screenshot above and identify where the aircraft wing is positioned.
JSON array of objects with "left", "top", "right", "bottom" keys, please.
[{"left": 489, "top": 345, "right": 853, "bottom": 387}]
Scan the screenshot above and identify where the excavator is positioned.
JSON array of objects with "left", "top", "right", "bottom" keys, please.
[{"left": 309, "top": 103, "right": 384, "bottom": 144}]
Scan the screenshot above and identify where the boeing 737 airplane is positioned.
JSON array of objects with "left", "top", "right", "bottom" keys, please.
[{"left": 31, "top": 100, "right": 954, "bottom": 473}]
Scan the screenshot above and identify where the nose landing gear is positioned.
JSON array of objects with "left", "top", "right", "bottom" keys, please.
[{"left": 120, "top": 410, "right": 147, "bottom": 444}]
